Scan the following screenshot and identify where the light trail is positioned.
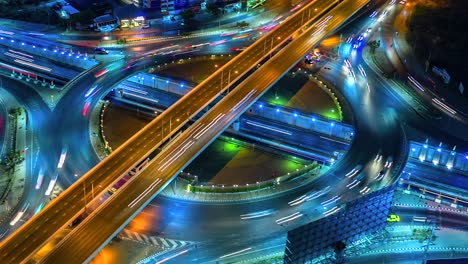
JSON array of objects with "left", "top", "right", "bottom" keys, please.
[
  {"left": 14, "top": 59, "right": 51, "bottom": 72},
  {"left": 122, "top": 92, "right": 159, "bottom": 103},
  {"left": 246, "top": 121, "right": 292, "bottom": 135},
  {"left": 193, "top": 113, "right": 225, "bottom": 140},
  {"left": 432, "top": 98, "right": 456, "bottom": 115},
  {"left": 8, "top": 49, "right": 33, "bottom": 58},
  {"left": 219, "top": 247, "right": 252, "bottom": 259},
  {"left": 4, "top": 52, "right": 34, "bottom": 62},
  {"left": 156, "top": 249, "right": 189, "bottom": 264},
  {"left": 128, "top": 179, "right": 162, "bottom": 208},
  {"left": 323, "top": 206, "right": 340, "bottom": 217},
  {"left": 275, "top": 212, "right": 303, "bottom": 225},
  {"left": 240, "top": 209, "right": 275, "bottom": 220},
  {"left": 230, "top": 90, "right": 256, "bottom": 112}
]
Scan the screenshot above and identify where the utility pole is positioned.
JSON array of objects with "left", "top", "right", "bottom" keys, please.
[{"left": 83, "top": 183, "right": 87, "bottom": 212}]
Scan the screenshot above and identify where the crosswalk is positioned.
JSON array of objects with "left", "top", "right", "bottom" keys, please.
[{"left": 120, "top": 229, "right": 193, "bottom": 250}]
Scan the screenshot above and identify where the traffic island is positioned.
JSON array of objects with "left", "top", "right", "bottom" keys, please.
[{"left": 0, "top": 107, "right": 27, "bottom": 226}]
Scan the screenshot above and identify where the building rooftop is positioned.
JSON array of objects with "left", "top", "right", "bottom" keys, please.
[{"left": 114, "top": 4, "right": 144, "bottom": 20}]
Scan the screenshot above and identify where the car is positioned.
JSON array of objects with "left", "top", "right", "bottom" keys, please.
[
  {"left": 142, "top": 23, "right": 150, "bottom": 29},
  {"left": 386, "top": 214, "right": 400, "bottom": 222},
  {"left": 108, "top": 187, "right": 117, "bottom": 195},
  {"left": 69, "top": 216, "right": 83, "bottom": 227},
  {"left": 229, "top": 47, "right": 246, "bottom": 52},
  {"left": 94, "top": 47, "right": 108, "bottom": 55}
]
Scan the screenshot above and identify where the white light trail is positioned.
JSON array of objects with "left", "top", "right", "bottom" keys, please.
[
  {"left": 246, "top": 121, "right": 292, "bottom": 135},
  {"left": 407, "top": 76, "right": 425, "bottom": 92},
  {"left": 219, "top": 247, "right": 252, "bottom": 259},
  {"left": 14, "top": 59, "right": 51, "bottom": 72},
  {"left": 10, "top": 204, "right": 29, "bottom": 226},
  {"left": 156, "top": 249, "right": 189, "bottom": 264},
  {"left": 305, "top": 186, "right": 331, "bottom": 201},
  {"left": 358, "top": 64, "right": 366, "bottom": 77},
  {"left": 288, "top": 195, "right": 307, "bottom": 206},
  {"left": 315, "top": 15, "right": 333, "bottom": 28},
  {"left": 120, "top": 85, "right": 148, "bottom": 95},
  {"left": 45, "top": 179, "right": 56, "bottom": 196},
  {"left": 275, "top": 212, "right": 303, "bottom": 225},
  {"left": 323, "top": 206, "right": 340, "bottom": 217},
  {"left": 321, "top": 195, "right": 341, "bottom": 207},
  {"left": 359, "top": 186, "right": 371, "bottom": 195},
  {"left": 346, "top": 179, "right": 360, "bottom": 189},
  {"left": 0, "top": 30, "right": 14, "bottom": 35},
  {"left": 230, "top": 90, "right": 256, "bottom": 112},
  {"left": 345, "top": 165, "right": 361, "bottom": 178},
  {"left": 128, "top": 179, "right": 162, "bottom": 208},
  {"left": 158, "top": 141, "right": 194, "bottom": 171},
  {"left": 57, "top": 149, "right": 67, "bottom": 169},
  {"left": 35, "top": 168, "right": 44, "bottom": 190},
  {"left": 432, "top": 98, "right": 456, "bottom": 115},
  {"left": 8, "top": 49, "right": 33, "bottom": 58},
  {"left": 4, "top": 52, "right": 33, "bottom": 62},
  {"left": 193, "top": 113, "right": 225, "bottom": 140},
  {"left": 413, "top": 216, "right": 427, "bottom": 222},
  {"left": 240, "top": 209, "right": 275, "bottom": 220},
  {"left": 122, "top": 92, "right": 158, "bottom": 103}
]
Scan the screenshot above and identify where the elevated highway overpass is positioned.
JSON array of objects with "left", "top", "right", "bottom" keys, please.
[
  {"left": 38, "top": 0, "right": 376, "bottom": 262},
  {"left": 0, "top": 0, "right": 351, "bottom": 262}
]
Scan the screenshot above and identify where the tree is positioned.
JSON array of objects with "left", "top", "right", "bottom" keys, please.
[
  {"left": 236, "top": 21, "right": 249, "bottom": 28},
  {"left": 206, "top": 3, "right": 220, "bottom": 16},
  {"left": 179, "top": 9, "right": 196, "bottom": 23},
  {"left": 367, "top": 40, "right": 380, "bottom": 54}
]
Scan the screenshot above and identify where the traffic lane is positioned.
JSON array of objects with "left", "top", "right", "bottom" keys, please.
[{"left": 0, "top": 46, "right": 81, "bottom": 81}]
